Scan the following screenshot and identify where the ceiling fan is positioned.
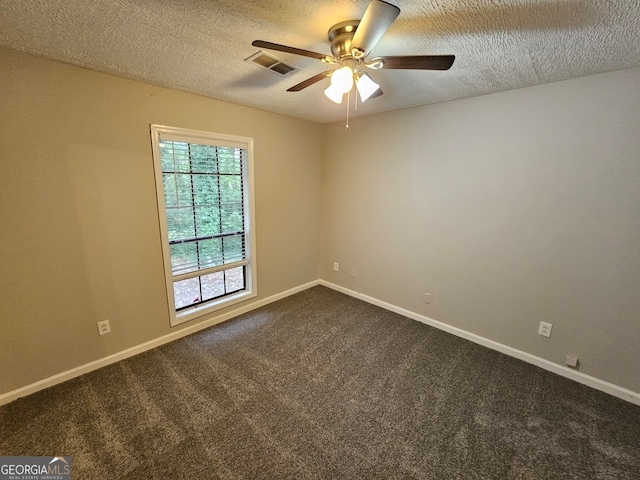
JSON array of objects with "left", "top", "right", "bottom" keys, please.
[{"left": 252, "top": 0, "right": 455, "bottom": 105}]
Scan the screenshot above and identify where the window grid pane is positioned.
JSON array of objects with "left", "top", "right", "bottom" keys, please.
[{"left": 174, "top": 266, "right": 246, "bottom": 311}]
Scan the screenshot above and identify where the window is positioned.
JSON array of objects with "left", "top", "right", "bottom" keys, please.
[{"left": 150, "top": 125, "right": 256, "bottom": 326}]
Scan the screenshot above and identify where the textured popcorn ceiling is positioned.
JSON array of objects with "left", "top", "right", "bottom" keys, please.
[{"left": 1, "top": 0, "right": 639, "bottom": 123}]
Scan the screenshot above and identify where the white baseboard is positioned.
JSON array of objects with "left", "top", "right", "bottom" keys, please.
[
  {"left": 4, "top": 279, "right": 638, "bottom": 407},
  {"left": 319, "top": 280, "right": 640, "bottom": 406},
  {"left": 0, "top": 280, "right": 320, "bottom": 407}
]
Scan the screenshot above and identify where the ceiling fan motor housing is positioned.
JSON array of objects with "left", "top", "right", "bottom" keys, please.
[{"left": 328, "top": 21, "right": 360, "bottom": 60}]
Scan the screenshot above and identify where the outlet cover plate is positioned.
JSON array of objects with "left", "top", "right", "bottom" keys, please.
[
  {"left": 97, "top": 319, "right": 111, "bottom": 336},
  {"left": 538, "top": 321, "right": 552, "bottom": 337},
  {"left": 565, "top": 355, "right": 579, "bottom": 367}
]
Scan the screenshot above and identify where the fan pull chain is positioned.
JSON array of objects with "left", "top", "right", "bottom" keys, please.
[
  {"left": 346, "top": 89, "right": 350, "bottom": 130},
  {"left": 354, "top": 84, "right": 359, "bottom": 113}
]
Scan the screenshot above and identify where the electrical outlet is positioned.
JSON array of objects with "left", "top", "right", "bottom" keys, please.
[
  {"left": 97, "top": 319, "right": 111, "bottom": 336},
  {"left": 538, "top": 321, "right": 552, "bottom": 338},
  {"left": 565, "top": 355, "right": 579, "bottom": 368},
  {"left": 424, "top": 293, "right": 431, "bottom": 304},
  {"left": 333, "top": 262, "right": 339, "bottom": 271},
  {"left": 350, "top": 268, "right": 357, "bottom": 277}
]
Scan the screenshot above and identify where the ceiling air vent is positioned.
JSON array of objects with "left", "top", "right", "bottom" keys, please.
[{"left": 245, "top": 51, "right": 298, "bottom": 76}]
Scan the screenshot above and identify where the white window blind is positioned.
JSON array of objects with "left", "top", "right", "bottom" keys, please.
[{"left": 151, "top": 125, "right": 256, "bottom": 325}]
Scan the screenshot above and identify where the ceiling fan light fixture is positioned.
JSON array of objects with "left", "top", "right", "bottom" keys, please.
[
  {"left": 356, "top": 73, "right": 380, "bottom": 102},
  {"left": 331, "top": 66, "right": 354, "bottom": 94},
  {"left": 253, "top": 0, "right": 457, "bottom": 115},
  {"left": 324, "top": 84, "right": 344, "bottom": 104}
]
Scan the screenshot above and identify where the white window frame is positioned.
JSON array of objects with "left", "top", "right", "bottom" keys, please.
[{"left": 150, "top": 124, "right": 257, "bottom": 326}]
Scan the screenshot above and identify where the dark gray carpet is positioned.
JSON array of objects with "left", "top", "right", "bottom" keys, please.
[{"left": 1, "top": 286, "right": 639, "bottom": 479}]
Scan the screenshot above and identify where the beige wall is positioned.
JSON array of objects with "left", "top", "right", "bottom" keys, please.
[
  {"left": 321, "top": 67, "right": 640, "bottom": 392},
  {"left": 0, "top": 48, "right": 322, "bottom": 395},
  {"left": 2, "top": 45, "right": 639, "bottom": 398}
]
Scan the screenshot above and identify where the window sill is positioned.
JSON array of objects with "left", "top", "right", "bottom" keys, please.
[{"left": 171, "top": 289, "right": 257, "bottom": 327}]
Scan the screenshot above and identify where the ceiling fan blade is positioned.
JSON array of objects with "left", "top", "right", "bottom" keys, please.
[
  {"left": 377, "top": 55, "right": 455, "bottom": 70},
  {"left": 287, "top": 71, "right": 333, "bottom": 92},
  {"left": 252, "top": 40, "right": 334, "bottom": 63},
  {"left": 351, "top": 0, "right": 401, "bottom": 58}
]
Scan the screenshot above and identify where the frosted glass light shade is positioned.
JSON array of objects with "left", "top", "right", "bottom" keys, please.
[
  {"left": 324, "top": 84, "right": 344, "bottom": 104},
  {"left": 356, "top": 73, "right": 380, "bottom": 102},
  {"left": 331, "top": 66, "right": 354, "bottom": 94}
]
